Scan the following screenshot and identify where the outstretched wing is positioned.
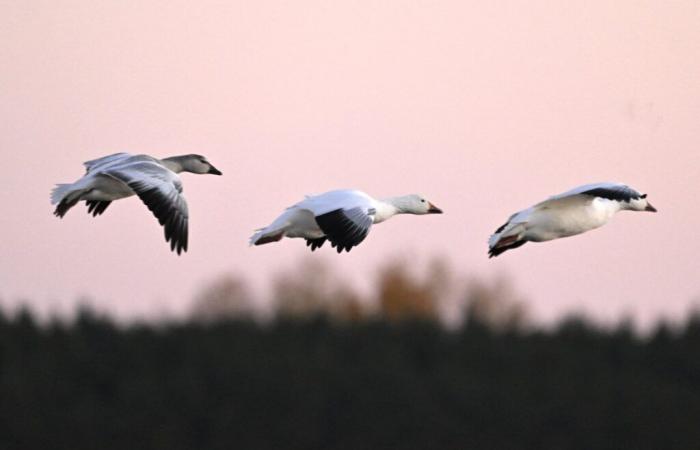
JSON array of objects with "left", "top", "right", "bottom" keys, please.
[
  {"left": 546, "top": 182, "right": 643, "bottom": 203},
  {"left": 531, "top": 183, "right": 645, "bottom": 213},
  {"left": 577, "top": 184, "right": 643, "bottom": 202},
  {"left": 314, "top": 207, "right": 373, "bottom": 253},
  {"left": 105, "top": 162, "right": 189, "bottom": 254},
  {"left": 83, "top": 153, "right": 131, "bottom": 173}
]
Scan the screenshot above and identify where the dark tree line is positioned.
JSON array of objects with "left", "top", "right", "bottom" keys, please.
[{"left": 1, "top": 308, "right": 700, "bottom": 450}]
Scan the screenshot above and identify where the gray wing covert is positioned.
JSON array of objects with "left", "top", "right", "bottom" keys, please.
[
  {"left": 106, "top": 163, "right": 189, "bottom": 254},
  {"left": 83, "top": 153, "right": 131, "bottom": 173}
]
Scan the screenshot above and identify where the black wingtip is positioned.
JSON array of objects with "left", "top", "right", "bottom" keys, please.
[
  {"left": 86, "top": 200, "right": 111, "bottom": 217},
  {"left": 305, "top": 237, "right": 327, "bottom": 252},
  {"left": 329, "top": 241, "right": 352, "bottom": 253},
  {"left": 132, "top": 185, "right": 188, "bottom": 256},
  {"left": 54, "top": 199, "right": 74, "bottom": 218},
  {"left": 315, "top": 208, "right": 371, "bottom": 254},
  {"left": 165, "top": 215, "right": 188, "bottom": 255},
  {"left": 579, "top": 186, "right": 644, "bottom": 203}
]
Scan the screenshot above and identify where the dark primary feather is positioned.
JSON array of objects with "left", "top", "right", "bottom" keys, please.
[
  {"left": 305, "top": 237, "right": 327, "bottom": 252},
  {"left": 54, "top": 198, "right": 78, "bottom": 218},
  {"left": 579, "top": 185, "right": 642, "bottom": 202},
  {"left": 117, "top": 175, "right": 189, "bottom": 255},
  {"left": 86, "top": 200, "right": 111, "bottom": 217},
  {"left": 315, "top": 208, "right": 372, "bottom": 253}
]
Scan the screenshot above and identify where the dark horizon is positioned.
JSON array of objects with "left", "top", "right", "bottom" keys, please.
[{"left": 2, "top": 307, "right": 700, "bottom": 450}]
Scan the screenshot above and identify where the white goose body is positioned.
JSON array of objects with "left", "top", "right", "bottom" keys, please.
[
  {"left": 54, "top": 154, "right": 136, "bottom": 203},
  {"left": 251, "top": 189, "right": 442, "bottom": 253},
  {"left": 488, "top": 182, "right": 657, "bottom": 257},
  {"left": 51, "top": 152, "right": 222, "bottom": 254}
]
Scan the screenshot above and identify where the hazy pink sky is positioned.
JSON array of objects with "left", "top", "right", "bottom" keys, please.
[{"left": 1, "top": 1, "right": 699, "bottom": 325}]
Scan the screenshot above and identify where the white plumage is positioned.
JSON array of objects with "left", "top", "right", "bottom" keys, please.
[
  {"left": 51, "top": 152, "right": 222, "bottom": 254},
  {"left": 251, "top": 189, "right": 443, "bottom": 253},
  {"left": 488, "top": 182, "right": 657, "bottom": 257}
]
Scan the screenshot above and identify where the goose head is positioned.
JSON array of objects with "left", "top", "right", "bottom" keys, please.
[
  {"left": 391, "top": 194, "right": 443, "bottom": 215},
  {"left": 166, "top": 154, "right": 222, "bottom": 175},
  {"left": 628, "top": 193, "right": 657, "bottom": 212}
]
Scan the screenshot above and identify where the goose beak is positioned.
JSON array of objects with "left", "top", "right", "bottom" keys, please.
[
  {"left": 208, "top": 165, "right": 223, "bottom": 175},
  {"left": 645, "top": 202, "right": 657, "bottom": 212},
  {"left": 427, "top": 202, "right": 443, "bottom": 214}
]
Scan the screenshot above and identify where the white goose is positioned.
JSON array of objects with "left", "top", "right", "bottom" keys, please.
[
  {"left": 488, "top": 182, "right": 657, "bottom": 258},
  {"left": 250, "top": 189, "right": 443, "bottom": 253},
  {"left": 51, "top": 152, "right": 222, "bottom": 254}
]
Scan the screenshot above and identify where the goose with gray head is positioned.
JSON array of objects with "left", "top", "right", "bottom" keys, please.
[
  {"left": 51, "top": 152, "right": 222, "bottom": 254},
  {"left": 488, "top": 182, "right": 657, "bottom": 258},
  {"left": 250, "top": 189, "right": 443, "bottom": 253}
]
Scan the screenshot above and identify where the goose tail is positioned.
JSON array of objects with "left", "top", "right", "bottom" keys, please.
[
  {"left": 51, "top": 183, "right": 73, "bottom": 205},
  {"left": 488, "top": 222, "right": 527, "bottom": 258},
  {"left": 51, "top": 184, "right": 86, "bottom": 218},
  {"left": 249, "top": 227, "right": 285, "bottom": 246}
]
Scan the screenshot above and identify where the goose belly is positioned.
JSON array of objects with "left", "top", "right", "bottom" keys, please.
[
  {"left": 273, "top": 208, "right": 325, "bottom": 239},
  {"left": 525, "top": 207, "right": 609, "bottom": 242},
  {"left": 285, "top": 212, "right": 324, "bottom": 239},
  {"left": 83, "top": 177, "right": 134, "bottom": 201}
]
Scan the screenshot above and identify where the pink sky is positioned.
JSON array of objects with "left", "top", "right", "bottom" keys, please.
[{"left": 1, "top": 1, "right": 699, "bottom": 325}]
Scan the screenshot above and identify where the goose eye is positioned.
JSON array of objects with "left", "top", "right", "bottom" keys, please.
[{"left": 421, "top": 199, "right": 426, "bottom": 203}]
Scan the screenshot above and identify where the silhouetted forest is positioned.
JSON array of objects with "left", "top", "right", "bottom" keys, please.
[
  {"left": 2, "top": 262, "right": 699, "bottom": 449},
  {"left": 3, "top": 309, "right": 700, "bottom": 449}
]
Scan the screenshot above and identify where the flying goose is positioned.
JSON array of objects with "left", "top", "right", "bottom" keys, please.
[
  {"left": 250, "top": 189, "right": 443, "bottom": 253},
  {"left": 51, "top": 153, "right": 222, "bottom": 254},
  {"left": 488, "top": 182, "right": 657, "bottom": 258}
]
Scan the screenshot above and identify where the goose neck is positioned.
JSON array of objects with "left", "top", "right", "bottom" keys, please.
[
  {"left": 160, "top": 156, "right": 185, "bottom": 173},
  {"left": 375, "top": 198, "right": 404, "bottom": 223}
]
